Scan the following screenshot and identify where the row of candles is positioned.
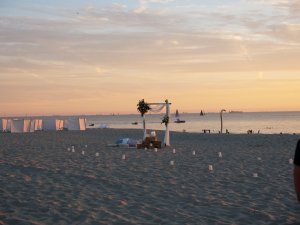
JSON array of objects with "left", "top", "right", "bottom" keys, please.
[{"left": 67, "top": 145, "right": 294, "bottom": 178}]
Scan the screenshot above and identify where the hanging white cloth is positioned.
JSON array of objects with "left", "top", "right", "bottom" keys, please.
[
  {"left": 149, "top": 103, "right": 165, "bottom": 113},
  {"left": 5, "top": 119, "right": 11, "bottom": 132},
  {"left": 43, "top": 117, "right": 56, "bottom": 131},
  {"left": 11, "top": 119, "right": 24, "bottom": 133},
  {"left": 24, "top": 119, "right": 31, "bottom": 132},
  {"left": 64, "top": 117, "right": 80, "bottom": 131},
  {"left": 35, "top": 119, "right": 43, "bottom": 131},
  {"left": 0, "top": 119, "right": 8, "bottom": 131},
  {"left": 56, "top": 119, "right": 64, "bottom": 130},
  {"left": 79, "top": 118, "right": 86, "bottom": 130},
  {"left": 29, "top": 120, "right": 36, "bottom": 132}
]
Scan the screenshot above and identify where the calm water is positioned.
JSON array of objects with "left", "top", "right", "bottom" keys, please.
[{"left": 86, "top": 111, "right": 300, "bottom": 134}]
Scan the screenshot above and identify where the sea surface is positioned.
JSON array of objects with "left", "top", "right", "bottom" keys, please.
[{"left": 86, "top": 111, "right": 300, "bottom": 134}]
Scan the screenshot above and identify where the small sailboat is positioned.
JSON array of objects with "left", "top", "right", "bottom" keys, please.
[{"left": 174, "top": 110, "right": 185, "bottom": 123}]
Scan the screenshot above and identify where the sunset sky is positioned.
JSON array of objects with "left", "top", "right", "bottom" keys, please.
[{"left": 1, "top": 0, "right": 300, "bottom": 116}]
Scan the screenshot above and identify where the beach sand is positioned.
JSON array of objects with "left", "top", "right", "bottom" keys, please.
[{"left": 1, "top": 129, "right": 300, "bottom": 224}]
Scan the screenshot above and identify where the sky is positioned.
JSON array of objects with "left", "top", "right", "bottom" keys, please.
[{"left": 0, "top": 0, "right": 300, "bottom": 116}]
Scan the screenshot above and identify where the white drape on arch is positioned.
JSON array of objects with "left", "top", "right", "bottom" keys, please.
[{"left": 149, "top": 103, "right": 165, "bottom": 113}]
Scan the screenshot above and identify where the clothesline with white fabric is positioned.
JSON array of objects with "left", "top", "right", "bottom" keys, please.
[{"left": 0, "top": 117, "right": 86, "bottom": 133}]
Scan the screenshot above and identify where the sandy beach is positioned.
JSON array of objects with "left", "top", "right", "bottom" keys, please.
[{"left": 1, "top": 129, "right": 300, "bottom": 224}]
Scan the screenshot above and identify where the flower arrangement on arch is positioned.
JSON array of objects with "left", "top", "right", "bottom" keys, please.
[
  {"left": 161, "top": 115, "right": 169, "bottom": 126},
  {"left": 137, "top": 99, "right": 151, "bottom": 117}
]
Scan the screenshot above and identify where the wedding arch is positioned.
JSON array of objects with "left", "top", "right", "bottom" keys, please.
[{"left": 137, "top": 99, "right": 171, "bottom": 146}]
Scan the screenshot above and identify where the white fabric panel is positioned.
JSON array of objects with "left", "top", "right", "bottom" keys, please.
[
  {"left": 56, "top": 119, "right": 64, "bottom": 130},
  {"left": 149, "top": 103, "right": 165, "bottom": 113},
  {"left": 43, "top": 118, "right": 56, "bottom": 131},
  {"left": 30, "top": 120, "right": 36, "bottom": 132},
  {"left": 65, "top": 117, "right": 80, "bottom": 131},
  {"left": 5, "top": 119, "right": 11, "bottom": 132},
  {"left": 79, "top": 118, "right": 86, "bottom": 131},
  {"left": 35, "top": 119, "right": 42, "bottom": 131},
  {"left": 0, "top": 119, "right": 9, "bottom": 131},
  {"left": 11, "top": 119, "right": 24, "bottom": 133},
  {"left": 24, "top": 119, "right": 31, "bottom": 133}
]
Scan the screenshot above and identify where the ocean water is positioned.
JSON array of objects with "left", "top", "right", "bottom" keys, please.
[{"left": 86, "top": 111, "right": 300, "bottom": 134}]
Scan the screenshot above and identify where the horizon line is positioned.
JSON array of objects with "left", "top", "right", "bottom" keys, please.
[{"left": 1, "top": 110, "right": 300, "bottom": 118}]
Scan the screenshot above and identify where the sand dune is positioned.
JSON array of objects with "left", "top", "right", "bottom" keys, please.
[{"left": 0, "top": 129, "right": 300, "bottom": 224}]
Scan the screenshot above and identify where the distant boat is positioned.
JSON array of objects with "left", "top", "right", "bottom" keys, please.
[
  {"left": 89, "top": 123, "right": 95, "bottom": 126},
  {"left": 131, "top": 122, "right": 138, "bottom": 125},
  {"left": 174, "top": 110, "right": 185, "bottom": 123},
  {"left": 200, "top": 110, "right": 205, "bottom": 116}
]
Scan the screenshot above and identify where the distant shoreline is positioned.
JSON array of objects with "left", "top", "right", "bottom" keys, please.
[{"left": 1, "top": 110, "right": 300, "bottom": 118}]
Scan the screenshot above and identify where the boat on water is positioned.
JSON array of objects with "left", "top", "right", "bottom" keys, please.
[
  {"left": 174, "top": 110, "right": 185, "bottom": 123},
  {"left": 131, "top": 122, "right": 138, "bottom": 125}
]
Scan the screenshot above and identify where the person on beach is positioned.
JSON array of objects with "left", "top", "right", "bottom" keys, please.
[{"left": 294, "top": 140, "right": 300, "bottom": 202}]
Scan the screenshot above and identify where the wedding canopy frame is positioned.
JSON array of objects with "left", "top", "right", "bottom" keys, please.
[{"left": 143, "top": 99, "right": 171, "bottom": 147}]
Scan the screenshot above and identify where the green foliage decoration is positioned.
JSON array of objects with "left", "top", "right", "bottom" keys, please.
[
  {"left": 137, "top": 99, "right": 151, "bottom": 117},
  {"left": 161, "top": 115, "right": 169, "bottom": 126}
]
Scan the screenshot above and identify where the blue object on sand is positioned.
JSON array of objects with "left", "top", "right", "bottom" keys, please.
[{"left": 114, "top": 138, "right": 138, "bottom": 147}]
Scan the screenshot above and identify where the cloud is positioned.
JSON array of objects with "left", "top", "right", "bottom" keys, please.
[
  {"left": 1, "top": 6, "right": 300, "bottom": 76},
  {"left": 1, "top": 1, "right": 300, "bottom": 114},
  {"left": 268, "top": 23, "right": 300, "bottom": 43},
  {"left": 112, "top": 3, "right": 127, "bottom": 9},
  {"left": 134, "top": 6, "right": 147, "bottom": 14},
  {"left": 245, "top": 0, "right": 300, "bottom": 16},
  {"left": 134, "top": 0, "right": 176, "bottom": 14}
]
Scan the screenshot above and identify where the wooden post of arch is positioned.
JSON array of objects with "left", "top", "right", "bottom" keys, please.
[{"left": 164, "top": 99, "right": 171, "bottom": 146}]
